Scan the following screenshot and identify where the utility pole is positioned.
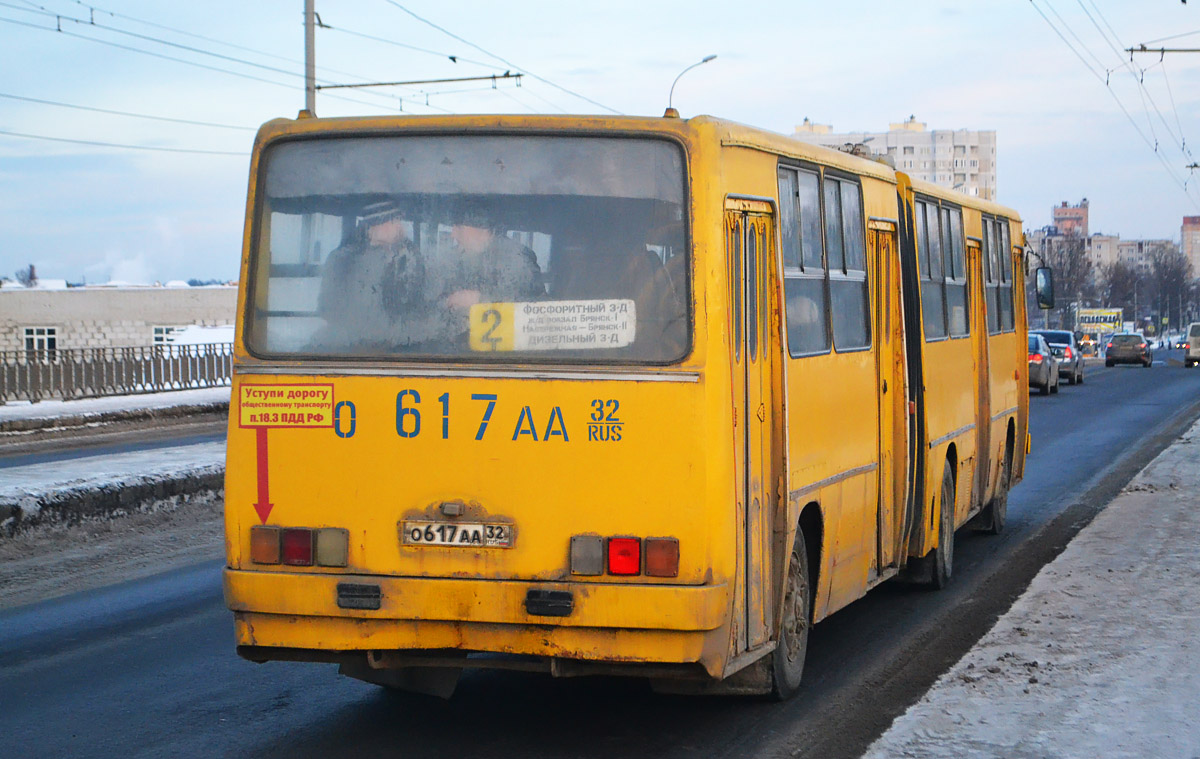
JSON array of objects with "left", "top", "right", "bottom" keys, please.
[{"left": 304, "top": 0, "right": 316, "bottom": 115}]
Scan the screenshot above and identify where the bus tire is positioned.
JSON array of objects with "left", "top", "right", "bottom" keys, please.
[
  {"left": 771, "top": 525, "right": 811, "bottom": 701},
  {"left": 913, "top": 464, "right": 956, "bottom": 590},
  {"left": 978, "top": 451, "right": 1009, "bottom": 536}
]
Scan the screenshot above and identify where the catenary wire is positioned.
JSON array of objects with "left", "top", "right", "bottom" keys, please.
[
  {"left": 0, "top": 14, "right": 438, "bottom": 114},
  {"left": 380, "top": 0, "right": 621, "bottom": 114},
  {"left": 1028, "top": 0, "right": 1200, "bottom": 209},
  {"left": 0, "top": 127, "right": 246, "bottom": 155},
  {"left": 0, "top": 91, "right": 255, "bottom": 130}
]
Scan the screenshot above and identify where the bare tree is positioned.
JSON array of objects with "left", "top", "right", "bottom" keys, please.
[
  {"left": 1033, "top": 235, "right": 1092, "bottom": 328},
  {"left": 1148, "top": 247, "right": 1194, "bottom": 330},
  {"left": 14, "top": 264, "right": 36, "bottom": 288},
  {"left": 1101, "top": 260, "right": 1141, "bottom": 321}
]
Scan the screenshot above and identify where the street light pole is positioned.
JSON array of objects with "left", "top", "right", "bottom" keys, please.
[{"left": 664, "top": 55, "right": 717, "bottom": 117}]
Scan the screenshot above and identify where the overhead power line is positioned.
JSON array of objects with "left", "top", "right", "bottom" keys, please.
[
  {"left": 0, "top": 127, "right": 246, "bottom": 155},
  {"left": 1027, "top": 0, "right": 1200, "bottom": 210},
  {"left": 381, "top": 0, "right": 622, "bottom": 114},
  {"left": 0, "top": 91, "right": 255, "bottom": 131},
  {"left": 0, "top": 13, "right": 436, "bottom": 114}
]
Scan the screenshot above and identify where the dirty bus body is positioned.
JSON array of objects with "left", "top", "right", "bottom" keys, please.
[{"left": 225, "top": 114, "right": 1028, "bottom": 698}]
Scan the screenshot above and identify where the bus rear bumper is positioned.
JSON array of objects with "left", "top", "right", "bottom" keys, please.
[{"left": 225, "top": 569, "right": 731, "bottom": 675}]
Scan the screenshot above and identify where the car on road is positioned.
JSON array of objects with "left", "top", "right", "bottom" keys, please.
[
  {"left": 1029, "top": 333, "right": 1060, "bottom": 395},
  {"left": 1105, "top": 333, "right": 1154, "bottom": 368},
  {"left": 1186, "top": 322, "right": 1200, "bottom": 368},
  {"left": 1031, "top": 329, "right": 1083, "bottom": 385}
]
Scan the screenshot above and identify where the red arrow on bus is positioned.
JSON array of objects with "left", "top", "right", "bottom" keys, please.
[{"left": 253, "top": 426, "right": 273, "bottom": 523}]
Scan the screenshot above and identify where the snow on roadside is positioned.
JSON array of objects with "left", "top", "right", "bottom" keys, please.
[
  {"left": 1, "top": 442, "right": 227, "bottom": 505},
  {"left": 0, "top": 386, "right": 231, "bottom": 423},
  {"left": 863, "top": 420, "right": 1200, "bottom": 759}
]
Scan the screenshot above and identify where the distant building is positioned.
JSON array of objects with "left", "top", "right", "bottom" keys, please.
[
  {"left": 1052, "top": 199, "right": 1089, "bottom": 238},
  {"left": 1087, "top": 234, "right": 1120, "bottom": 272},
  {"left": 0, "top": 285, "right": 236, "bottom": 352},
  {"left": 1118, "top": 239, "right": 1178, "bottom": 274},
  {"left": 1182, "top": 216, "right": 1200, "bottom": 277},
  {"left": 792, "top": 115, "right": 997, "bottom": 200}
]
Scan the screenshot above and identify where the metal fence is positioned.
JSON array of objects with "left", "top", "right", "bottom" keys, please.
[{"left": 0, "top": 344, "right": 234, "bottom": 404}]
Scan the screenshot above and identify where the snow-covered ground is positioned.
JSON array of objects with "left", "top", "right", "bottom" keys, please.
[
  {"left": 0, "top": 386, "right": 230, "bottom": 424},
  {"left": 864, "top": 418, "right": 1200, "bottom": 759},
  {"left": 0, "top": 441, "right": 226, "bottom": 504}
]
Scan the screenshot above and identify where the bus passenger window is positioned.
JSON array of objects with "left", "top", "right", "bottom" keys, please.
[
  {"left": 945, "top": 207, "right": 969, "bottom": 337},
  {"left": 830, "top": 180, "right": 869, "bottom": 351},
  {"left": 785, "top": 277, "right": 829, "bottom": 355},
  {"left": 918, "top": 199, "right": 947, "bottom": 341},
  {"left": 778, "top": 166, "right": 831, "bottom": 357}
]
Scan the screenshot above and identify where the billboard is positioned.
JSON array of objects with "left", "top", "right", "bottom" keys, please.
[{"left": 1077, "top": 308, "right": 1123, "bottom": 334}]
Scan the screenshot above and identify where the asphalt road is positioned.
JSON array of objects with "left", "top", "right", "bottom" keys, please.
[
  {"left": 0, "top": 415, "right": 226, "bottom": 468},
  {"left": 3, "top": 354, "right": 1199, "bottom": 759}
]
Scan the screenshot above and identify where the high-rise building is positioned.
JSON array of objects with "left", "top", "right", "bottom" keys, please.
[
  {"left": 1052, "top": 199, "right": 1089, "bottom": 238},
  {"left": 1118, "top": 239, "right": 1177, "bottom": 273},
  {"left": 792, "top": 116, "right": 997, "bottom": 200},
  {"left": 1182, "top": 216, "right": 1200, "bottom": 277}
]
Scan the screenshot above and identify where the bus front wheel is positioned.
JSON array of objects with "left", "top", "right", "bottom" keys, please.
[{"left": 771, "top": 525, "right": 812, "bottom": 700}]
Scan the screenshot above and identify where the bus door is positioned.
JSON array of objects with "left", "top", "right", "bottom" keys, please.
[
  {"left": 968, "top": 238, "right": 992, "bottom": 508},
  {"left": 726, "top": 201, "right": 779, "bottom": 653},
  {"left": 869, "top": 219, "right": 909, "bottom": 570}
]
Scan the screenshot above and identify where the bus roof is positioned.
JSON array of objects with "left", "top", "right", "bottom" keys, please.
[{"left": 251, "top": 112, "right": 1020, "bottom": 221}]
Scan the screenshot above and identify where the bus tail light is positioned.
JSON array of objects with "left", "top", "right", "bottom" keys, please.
[
  {"left": 315, "top": 528, "right": 349, "bottom": 567},
  {"left": 569, "top": 535, "right": 605, "bottom": 576},
  {"left": 250, "top": 526, "right": 281, "bottom": 564},
  {"left": 645, "top": 538, "right": 680, "bottom": 577},
  {"left": 282, "top": 528, "right": 315, "bottom": 566},
  {"left": 607, "top": 537, "right": 641, "bottom": 575}
]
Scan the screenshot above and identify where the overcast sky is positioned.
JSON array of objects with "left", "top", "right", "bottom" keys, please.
[{"left": 1, "top": 0, "right": 1198, "bottom": 284}]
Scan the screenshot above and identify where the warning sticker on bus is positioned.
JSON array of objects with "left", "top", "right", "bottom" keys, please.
[
  {"left": 468, "top": 299, "right": 637, "bottom": 352},
  {"left": 238, "top": 383, "right": 334, "bottom": 428}
]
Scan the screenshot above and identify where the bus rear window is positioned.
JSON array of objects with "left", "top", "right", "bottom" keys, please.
[{"left": 247, "top": 135, "right": 689, "bottom": 363}]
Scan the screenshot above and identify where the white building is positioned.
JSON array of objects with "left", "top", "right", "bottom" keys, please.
[
  {"left": 793, "top": 116, "right": 997, "bottom": 200},
  {"left": 0, "top": 285, "right": 237, "bottom": 353}
]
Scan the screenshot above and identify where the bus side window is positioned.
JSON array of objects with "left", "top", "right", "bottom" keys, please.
[{"left": 779, "top": 167, "right": 830, "bottom": 356}]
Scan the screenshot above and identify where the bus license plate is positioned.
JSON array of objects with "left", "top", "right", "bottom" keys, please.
[{"left": 402, "top": 521, "right": 513, "bottom": 548}]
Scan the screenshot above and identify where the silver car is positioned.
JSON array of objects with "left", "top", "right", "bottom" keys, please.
[
  {"left": 1031, "top": 329, "right": 1083, "bottom": 385},
  {"left": 1029, "top": 334, "right": 1060, "bottom": 395}
]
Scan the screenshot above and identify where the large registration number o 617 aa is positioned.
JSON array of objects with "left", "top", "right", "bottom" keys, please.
[{"left": 402, "top": 521, "right": 514, "bottom": 548}]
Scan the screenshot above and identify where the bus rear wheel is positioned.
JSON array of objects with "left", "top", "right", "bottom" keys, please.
[
  {"left": 977, "top": 451, "right": 1009, "bottom": 536},
  {"left": 913, "top": 464, "right": 956, "bottom": 590},
  {"left": 771, "top": 525, "right": 811, "bottom": 701}
]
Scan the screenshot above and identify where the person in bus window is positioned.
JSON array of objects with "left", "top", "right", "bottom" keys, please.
[
  {"left": 313, "top": 200, "right": 423, "bottom": 351},
  {"left": 440, "top": 202, "right": 544, "bottom": 311}
]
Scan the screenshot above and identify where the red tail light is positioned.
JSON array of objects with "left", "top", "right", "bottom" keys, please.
[
  {"left": 282, "top": 528, "right": 314, "bottom": 566},
  {"left": 607, "top": 537, "right": 641, "bottom": 575},
  {"left": 1064, "top": 346, "right": 1073, "bottom": 359},
  {"left": 1138, "top": 343, "right": 1147, "bottom": 349},
  {"left": 1106, "top": 343, "right": 1114, "bottom": 349},
  {"left": 1029, "top": 353, "right": 1043, "bottom": 364}
]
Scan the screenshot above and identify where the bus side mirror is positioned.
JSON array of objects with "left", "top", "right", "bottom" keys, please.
[{"left": 1035, "top": 267, "right": 1055, "bottom": 310}]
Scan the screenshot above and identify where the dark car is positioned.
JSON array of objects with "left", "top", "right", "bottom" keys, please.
[
  {"left": 1105, "top": 333, "right": 1153, "bottom": 368},
  {"left": 1029, "top": 334, "right": 1060, "bottom": 395},
  {"left": 1031, "top": 329, "right": 1083, "bottom": 385}
]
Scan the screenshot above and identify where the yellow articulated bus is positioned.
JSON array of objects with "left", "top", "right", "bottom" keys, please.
[{"left": 224, "top": 113, "right": 1048, "bottom": 699}]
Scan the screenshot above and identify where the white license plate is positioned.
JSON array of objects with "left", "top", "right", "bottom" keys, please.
[{"left": 402, "top": 521, "right": 514, "bottom": 548}]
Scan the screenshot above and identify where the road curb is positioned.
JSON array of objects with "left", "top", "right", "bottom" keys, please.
[
  {"left": 0, "top": 401, "right": 230, "bottom": 434},
  {"left": 0, "top": 467, "right": 225, "bottom": 537}
]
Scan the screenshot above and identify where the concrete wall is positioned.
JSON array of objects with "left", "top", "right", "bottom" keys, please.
[{"left": 0, "top": 286, "right": 237, "bottom": 351}]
